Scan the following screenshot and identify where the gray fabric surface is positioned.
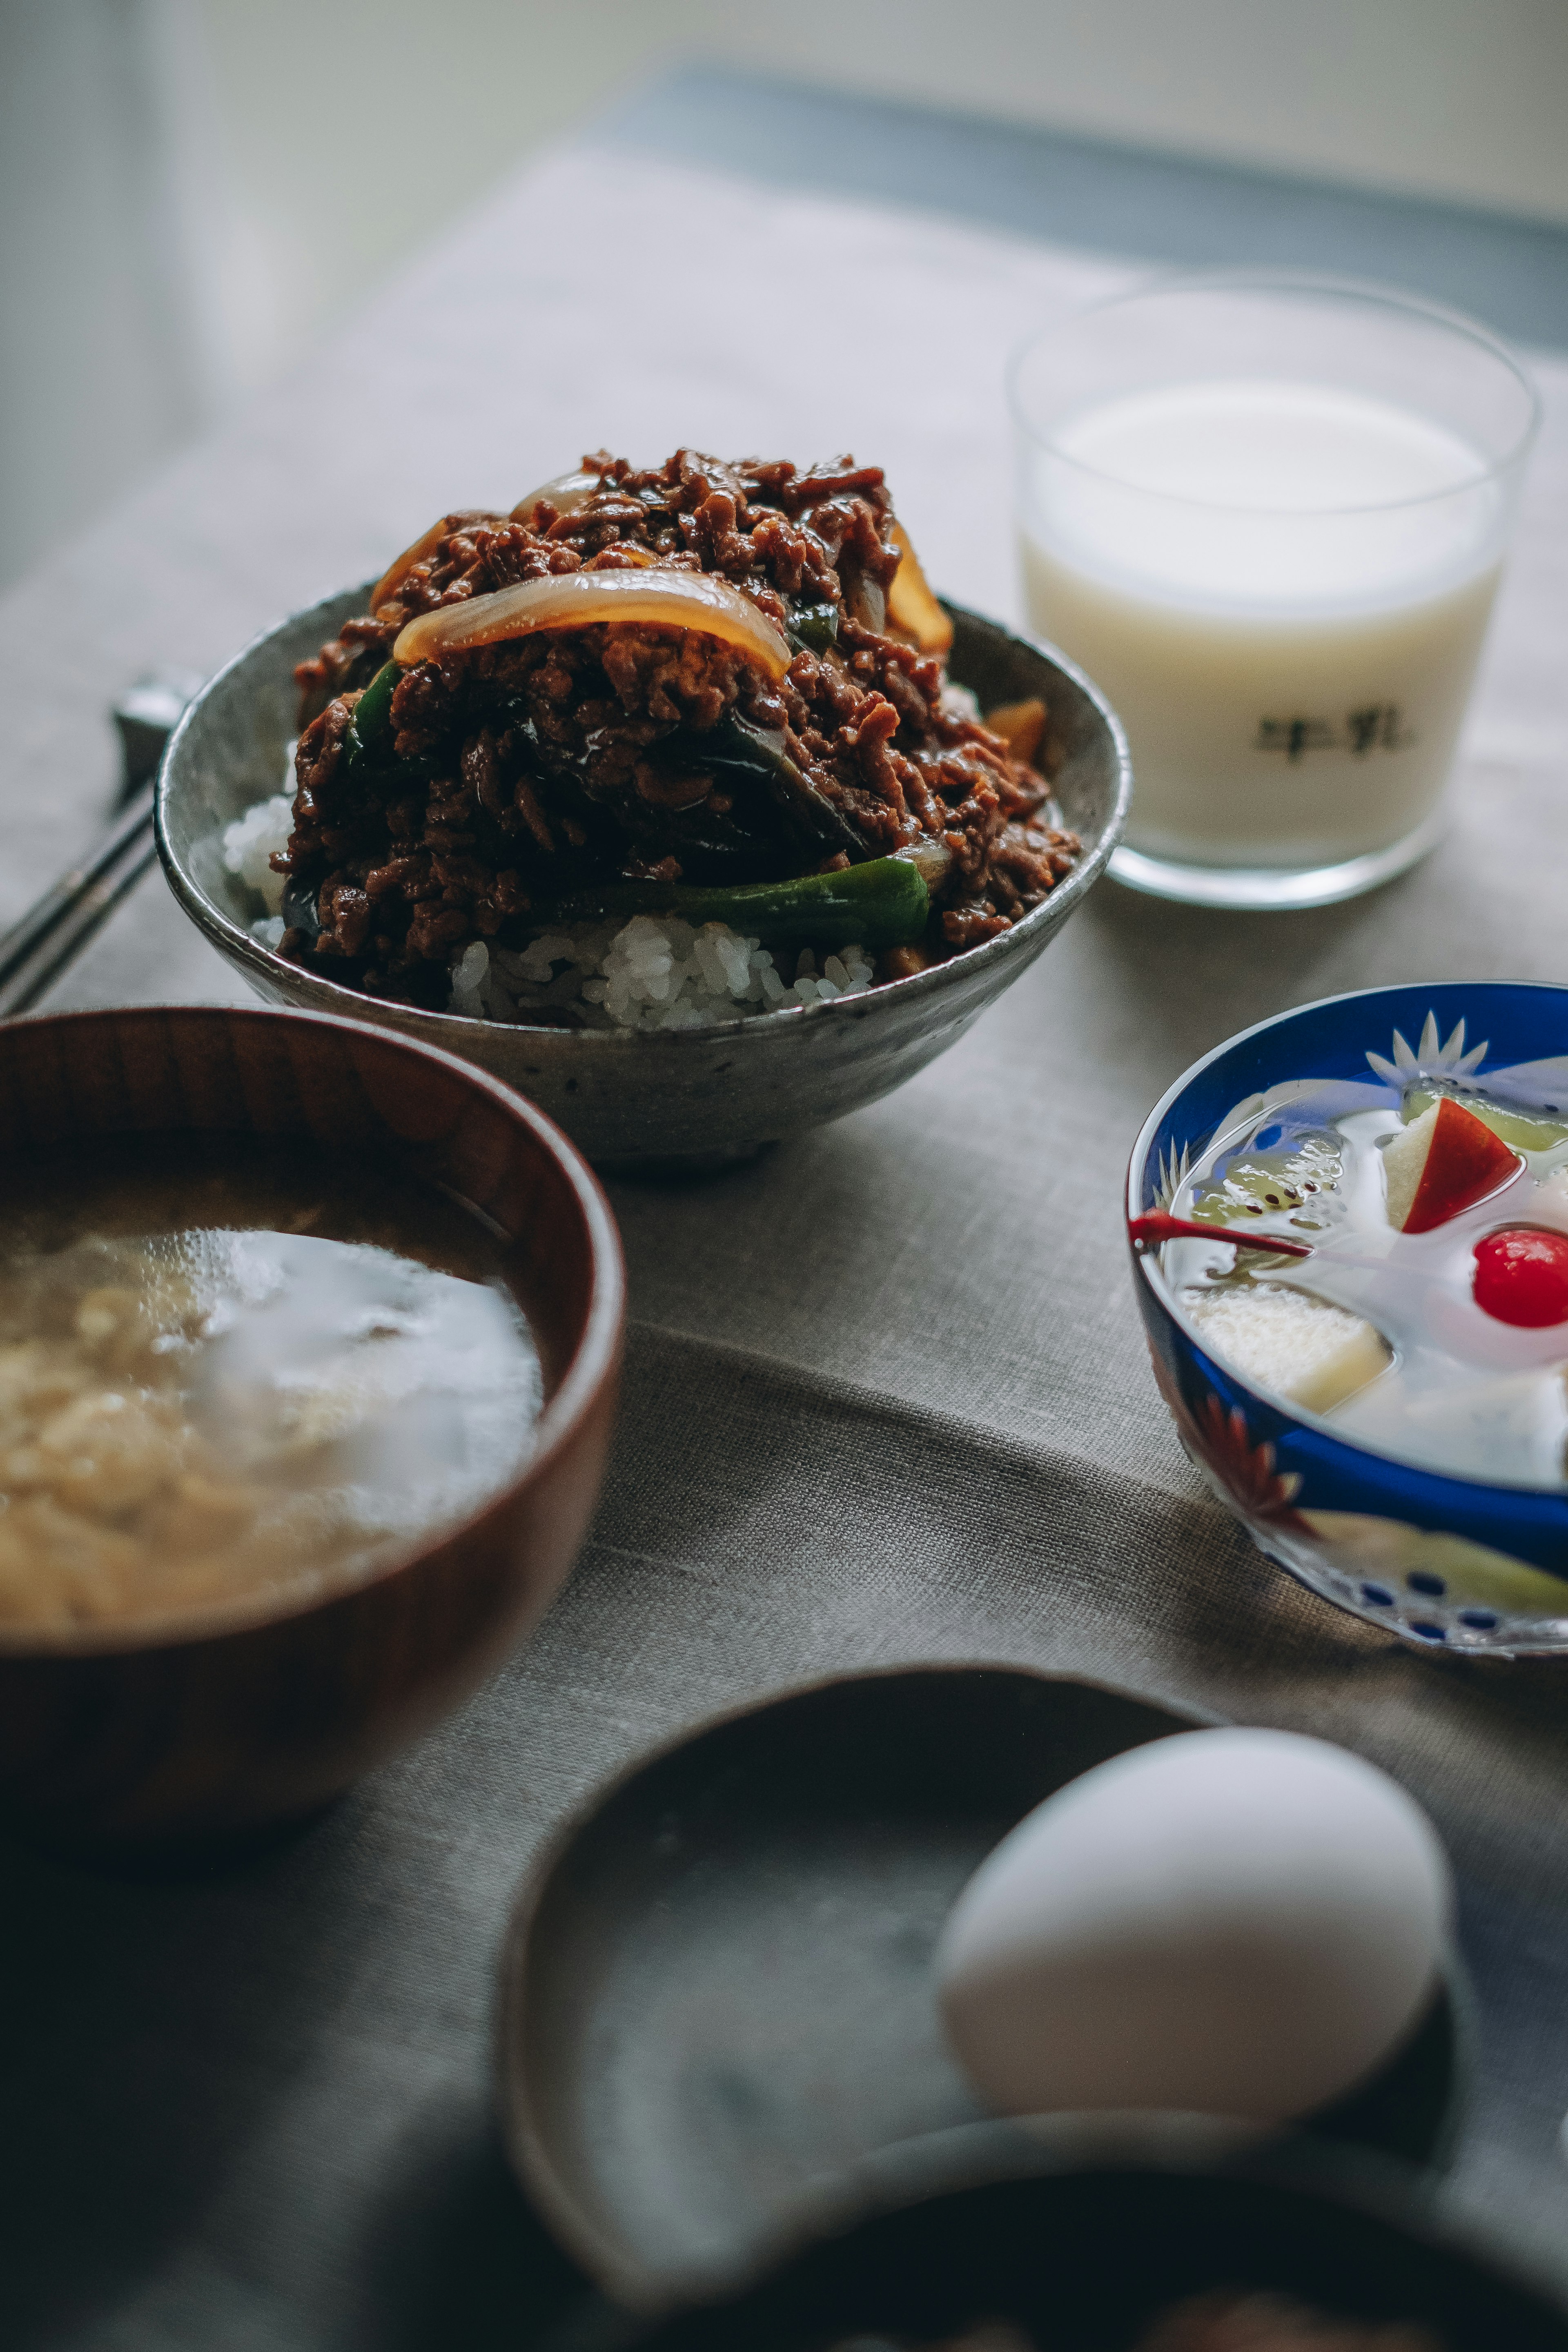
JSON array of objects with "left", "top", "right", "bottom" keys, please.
[
  {"left": 2, "top": 124, "right": 1568, "bottom": 2350},
  {"left": 7, "top": 1335, "right": 1568, "bottom": 2346},
  {"left": 600, "top": 65, "right": 1568, "bottom": 349}
]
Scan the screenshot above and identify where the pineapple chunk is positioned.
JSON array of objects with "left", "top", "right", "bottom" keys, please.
[{"left": 1185, "top": 1281, "right": 1391, "bottom": 1414}]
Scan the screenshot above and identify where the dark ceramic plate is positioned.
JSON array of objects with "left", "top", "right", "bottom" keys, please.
[
  {"left": 584, "top": 2128, "right": 1568, "bottom": 2352},
  {"left": 495, "top": 1667, "right": 1466, "bottom": 2310}
]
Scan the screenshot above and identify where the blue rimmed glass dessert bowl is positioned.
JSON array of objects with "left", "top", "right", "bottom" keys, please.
[{"left": 1129, "top": 982, "right": 1568, "bottom": 1655}]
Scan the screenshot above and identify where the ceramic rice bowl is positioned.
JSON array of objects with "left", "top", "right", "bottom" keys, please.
[{"left": 156, "top": 589, "right": 1130, "bottom": 1167}]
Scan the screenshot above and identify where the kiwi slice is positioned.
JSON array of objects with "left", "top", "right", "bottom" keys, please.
[
  {"left": 1403, "top": 1086, "right": 1568, "bottom": 1154},
  {"left": 1189, "top": 1129, "right": 1344, "bottom": 1233}
]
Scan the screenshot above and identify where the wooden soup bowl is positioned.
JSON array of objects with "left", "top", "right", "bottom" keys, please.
[{"left": 0, "top": 1005, "right": 624, "bottom": 1860}]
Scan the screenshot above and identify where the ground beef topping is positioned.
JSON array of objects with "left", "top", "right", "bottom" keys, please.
[{"left": 278, "top": 451, "right": 1079, "bottom": 1007}]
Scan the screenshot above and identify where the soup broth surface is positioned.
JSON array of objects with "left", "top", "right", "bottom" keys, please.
[{"left": 0, "top": 1137, "right": 543, "bottom": 1629}]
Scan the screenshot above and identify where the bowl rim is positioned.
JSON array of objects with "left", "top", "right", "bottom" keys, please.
[
  {"left": 1007, "top": 265, "right": 1542, "bottom": 514},
  {"left": 492, "top": 1657, "right": 1221, "bottom": 2309},
  {"left": 612, "top": 2125, "right": 1568, "bottom": 2349},
  {"left": 154, "top": 588, "right": 1133, "bottom": 1047},
  {"left": 1125, "top": 976, "right": 1568, "bottom": 1502},
  {"left": 0, "top": 1001, "right": 625, "bottom": 1659}
]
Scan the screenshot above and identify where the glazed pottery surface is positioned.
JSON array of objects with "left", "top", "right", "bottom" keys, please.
[
  {"left": 607, "top": 2128, "right": 1568, "bottom": 2352},
  {"left": 495, "top": 1664, "right": 1461, "bottom": 2312},
  {"left": 1129, "top": 980, "right": 1568, "bottom": 1656},
  {"left": 0, "top": 1004, "right": 623, "bottom": 1857},
  {"left": 156, "top": 590, "right": 1131, "bottom": 1167}
]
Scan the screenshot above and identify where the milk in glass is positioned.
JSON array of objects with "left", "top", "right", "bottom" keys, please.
[{"left": 1020, "top": 379, "right": 1505, "bottom": 870}]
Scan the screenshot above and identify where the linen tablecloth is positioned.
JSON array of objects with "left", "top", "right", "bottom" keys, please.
[{"left": 3, "top": 91, "right": 1567, "bottom": 2350}]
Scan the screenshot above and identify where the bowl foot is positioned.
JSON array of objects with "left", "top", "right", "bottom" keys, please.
[
  {"left": 595, "top": 1140, "right": 777, "bottom": 1181},
  {"left": 2, "top": 1792, "right": 344, "bottom": 1881}
]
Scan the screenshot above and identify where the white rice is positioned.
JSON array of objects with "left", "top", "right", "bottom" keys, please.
[
  {"left": 449, "top": 920, "right": 874, "bottom": 1031},
  {"left": 222, "top": 791, "right": 292, "bottom": 917},
  {"left": 220, "top": 789, "right": 875, "bottom": 1029}
]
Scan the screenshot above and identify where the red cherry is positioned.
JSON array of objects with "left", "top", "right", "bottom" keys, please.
[{"left": 1472, "top": 1227, "right": 1568, "bottom": 1328}]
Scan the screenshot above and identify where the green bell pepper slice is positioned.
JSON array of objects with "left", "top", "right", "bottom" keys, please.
[
  {"left": 542, "top": 841, "right": 948, "bottom": 953},
  {"left": 343, "top": 661, "right": 399, "bottom": 774}
]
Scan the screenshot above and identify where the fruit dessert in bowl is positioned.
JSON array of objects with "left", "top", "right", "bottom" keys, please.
[
  {"left": 158, "top": 450, "right": 1129, "bottom": 1165},
  {"left": 1128, "top": 982, "right": 1568, "bottom": 1653}
]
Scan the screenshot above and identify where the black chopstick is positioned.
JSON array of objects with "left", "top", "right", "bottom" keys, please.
[
  {"left": 0, "top": 784, "right": 159, "bottom": 1017},
  {"left": 0, "top": 671, "right": 200, "bottom": 1020}
]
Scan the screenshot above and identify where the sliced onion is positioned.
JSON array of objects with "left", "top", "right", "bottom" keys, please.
[
  {"left": 843, "top": 561, "right": 886, "bottom": 633},
  {"left": 394, "top": 567, "right": 793, "bottom": 678},
  {"left": 370, "top": 510, "right": 504, "bottom": 615},
  {"left": 510, "top": 470, "right": 602, "bottom": 526},
  {"left": 887, "top": 520, "right": 953, "bottom": 656},
  {"left": 983, "top": 696, "right": 1047, "bottom": 765}
]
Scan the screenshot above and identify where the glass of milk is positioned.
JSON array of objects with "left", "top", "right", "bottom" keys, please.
[{"left": 1011, "top": 273, "right": 1539, "bottom": 908}]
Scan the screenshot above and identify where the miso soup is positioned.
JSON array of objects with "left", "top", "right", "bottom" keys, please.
[{"left": 0, "top": 1136, "right": 543, "bottom": 1628}]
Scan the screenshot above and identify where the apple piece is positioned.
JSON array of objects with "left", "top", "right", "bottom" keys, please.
[
  {"left": 1183, "top": 1282, "right": 1391, "bottom": 1414},
  {"left": 1382, "top": 1097, "right": 1521, "bottom": 1234}
]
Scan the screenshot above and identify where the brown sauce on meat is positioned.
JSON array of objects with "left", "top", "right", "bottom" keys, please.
[{"left": 280, "top": 450, "right": 1079, "bottom": 1009}]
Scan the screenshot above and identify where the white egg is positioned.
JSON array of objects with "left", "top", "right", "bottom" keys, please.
[{"left": 935, "top": 1728, "right": 1452, "bottom": 2124}]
